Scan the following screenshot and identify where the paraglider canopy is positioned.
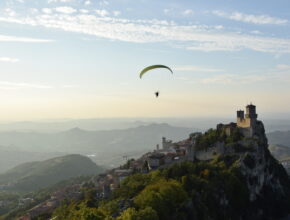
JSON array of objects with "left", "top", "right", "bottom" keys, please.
[{"left": 139, "top": 65, "right": 173, "bottom": 79}]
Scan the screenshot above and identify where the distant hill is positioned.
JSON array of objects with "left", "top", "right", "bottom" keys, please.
[
  {"left": 269, "top": 144, "right": 290, "bottom": 161},
  {"left": 0, "top": 123, "right": 194, "bottom": 169},
  {"left": 267, "top": 130, "right": 290, "bottom": 147},
  {"left": 0, "top": 147, "right": 65, "bottom": 174},
  {"left": 0, "top": 154, "right": 103, "bottom": 192}
]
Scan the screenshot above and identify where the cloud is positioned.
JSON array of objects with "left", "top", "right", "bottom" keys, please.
[
  {"left": 99, "top": 0, "right": 109, "bottom": 6},
  {"left": 84, "top": 0, "right": 91, "bottom": 5},
  {"left": 0, "top": 35, "right": 53, "bottom": 43},
  {"left": 48, "top": 0, "right": 73, "bottom": 3},
  {"left": 201, "top": 74, "right": 272, "bottom": 85},
  {"left": 212, "top": 10, "right": 288, "bottom": 25},
  {"left": 163, "top": 9, "right": 170, "bottom": 14},
  {"left": 1, "top": 13, "right": 290, "bottom": 53},
  {"left": 95, "top": 9, "right": 109, "bottom": 16},
  {"left": 183, "top": 9, "right": 193, "bottom": 15},
  {"left": 5, "top": 8, "right": 16, "bottom": 17},
  {"left": 0, "top": 81, "right": 52, "bottom": 90},
  {"left": 250, "top": 30, "right": 262, "bottom": 35},
  {"left": 174, "top": 65, "right": 224, "bottom": 72},
  {"left": 55, "top": 6, "right": 77, "bottom": 14},
  {"left": 42, "top": 8, "right": 53, "bottom": 14},
  {"left": 113, "top": 11, "right": 121, "bottom": 17},
  {"left": 80, "top": 9, "right": 89, "bottom": 14},
  {"left": 277, "top": 64, "right": 290, "bottom": 70},
  {"left": 0, "top": 57, "right": 19, "bottom": 63}
]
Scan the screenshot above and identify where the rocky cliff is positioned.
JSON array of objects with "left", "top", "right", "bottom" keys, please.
[{"left": 191, "top": 120, "right": 290, "bottom": 219}]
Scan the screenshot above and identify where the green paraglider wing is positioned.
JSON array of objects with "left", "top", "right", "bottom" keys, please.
[{"left": 139, "top": 65, "right": 173, "bottom": 78}]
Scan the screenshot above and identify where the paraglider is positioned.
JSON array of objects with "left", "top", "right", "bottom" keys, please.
[
  {"left": 139, "top": 65, "right": 173, "bottom": 98},
  {"left": 155, "top": 91, "right": 159, "bottom": 98},
  {"left": 139, "top": 65, "right": 173, "bottom": 79}
]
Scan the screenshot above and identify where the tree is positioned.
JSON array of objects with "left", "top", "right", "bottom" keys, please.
[
  {"left": 117, "top": 207, "right": 159, "bottom": 220},
  {"left": 134, "top": 179, "right": 188, "bottom": 219}
]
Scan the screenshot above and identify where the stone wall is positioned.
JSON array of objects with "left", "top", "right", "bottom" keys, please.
[{"left": 194, "top": 142, "right": 225, "bottom": 161}]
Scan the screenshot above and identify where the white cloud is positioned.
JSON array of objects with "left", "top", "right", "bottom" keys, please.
[
  {"left": 61, "top": 84, "right": 79, "bottom": 88},
  {"left": 213, "top": 10, "right": 288, "bottom": 25},
  {"left": 5, "top": 8, "right": 16, "bottom": 17},
  {"left": 42, "top": 8, "right": 53, "bottom": 14},
  {"left": 48, "top": 0, "right": 73, "bottom": 3},
  {"left": 80, "top": 9, "right": 89, "bottom": 14},
  {"left": 0, "top": 57, "right": 19, "bottom": 63},
  {"left": 251, "top": 30, "right": 262, "bottom": 35},
  {"left": 55, "top": 6, "right": 77, "bottom": 14},
  {"left": 201, "top": 74, "right": 272, "bottom": 85},
  {"left": 30, "top": 8, "right": 39, "bottom": 14},
  {"left": 174, "top": 65, "right": 224, "bottom": 72},
  {"left": 1, "top": 13, "right": 290, "bottom": 53},
  {"left": 113, "top": 11, "right": 121, "bottom": 17},
  {"left": 163, "top": 9, "right": 170, "bottom": 14},
  {"left": 84, "top": 0, "right": 91, "bottom": 5},
  {"left": 99, "top": 0, "right": 109, "bottom": 6},
  {"left": 95, "top": 9, "right": 109, "bottom": 16},
  {"left": 183, "top": 9, "right": 193, "bottom": 15},
  {"left": 215, "top": 25, "right": 224, "bottom": 30},
  {"left": 0, "top": 81, "right": 52, "bottom": 90},
  {"left": 277, "top": 64, "right": 290, "bottom": 70},
  {"left": 0, "top": 35, "right": 53, "bottom": 43}
]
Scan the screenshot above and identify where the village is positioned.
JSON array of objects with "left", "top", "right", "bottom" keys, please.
[{"left": 93, "top": 135, "right": 197, "bottom": 199}]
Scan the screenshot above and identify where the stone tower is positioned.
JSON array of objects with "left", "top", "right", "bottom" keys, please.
[{"left": 237, "top": 104, "right": 258, "bottom": 137}]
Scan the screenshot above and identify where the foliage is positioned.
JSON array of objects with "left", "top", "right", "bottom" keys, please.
[
  {"left": 52, "top": 159, "right": 251, "bottom": 220},
  {"left": 0, "top": 176, "right": 91, "bottom": 220},
  {"left": 134, "top": 179, "right": 188, "bottom": 219},
  {"left": 117, "top": 207, "right": 158, "bottom": 220},
  {"left": 194, "top": 126, "right": 243, "bottom": 151}
]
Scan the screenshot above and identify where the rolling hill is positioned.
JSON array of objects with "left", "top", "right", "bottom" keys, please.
[
  {"left": 0, "top": 154, "right": 103, "bottom": 192},
  {"left": 0, "top": 123, "right": 194, "bottom": 170}
]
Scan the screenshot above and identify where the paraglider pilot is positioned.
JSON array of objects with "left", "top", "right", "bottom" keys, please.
[{"left": 155, "top": 91, "right": 159, "bottom": 98}]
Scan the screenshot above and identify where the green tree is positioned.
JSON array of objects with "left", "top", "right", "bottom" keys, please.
[
  {"left": 117, "top": 207, "right": 159, "bottom": 220},
  {"left": 134, "top": 179, "right": 188, "bottom": 219}
]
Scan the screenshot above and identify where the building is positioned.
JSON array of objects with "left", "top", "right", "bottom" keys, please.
[
  {"left": 148, "top": 153, "right": 165, "bottom": 169},
  {"left": 162, "top": 137, "right": 174, "bottom": 150},
  {"left": 237, "top": 104, "right": 258, "bottom": 137}
]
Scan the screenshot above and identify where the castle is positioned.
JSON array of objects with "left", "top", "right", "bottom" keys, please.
[
  {"left": 236, "top": 104, "right": 258, "bottom": 137},
  {"left": 146, "top": 104, "right": 262, "bottom": 166}
]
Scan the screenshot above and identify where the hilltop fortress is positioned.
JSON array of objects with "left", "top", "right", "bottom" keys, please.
[
  {"left": 94, "top": 104, "right": 287, "bottom": 206},
  {"left": 220, "top": 103, "right": 262, "bottom": 138},
  {"left": 147, "top": 104, "right": 266, "bottom": 164}
]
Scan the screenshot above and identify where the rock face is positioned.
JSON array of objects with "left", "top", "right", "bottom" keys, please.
[
  {"left": 191, "top": 120, "right": 290, "bottom": 219},
  {"left": 236, "top": 122, "right": 290, "bottom": 218}
]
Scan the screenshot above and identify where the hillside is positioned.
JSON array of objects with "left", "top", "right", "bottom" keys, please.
[
  {"left": 269, "top": 144, "right": 290, "bottom": 160},
  {"left": 49, "top": 120, "right": 290, "bottom": 220},
  {"left": 0, "top": 155, "right": 103, "bottom": 192}
]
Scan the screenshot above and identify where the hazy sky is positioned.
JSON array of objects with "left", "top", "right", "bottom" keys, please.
[{"left": 0, "top": 0, "right": 290, "bottom": 120}]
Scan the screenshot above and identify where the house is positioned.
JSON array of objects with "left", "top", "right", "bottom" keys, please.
[{"left": 148, "top": 153, "right": 165, "bottom": 169}]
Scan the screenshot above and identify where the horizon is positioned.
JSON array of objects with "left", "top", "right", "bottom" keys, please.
[{"left": 1, "top": 0, "right": 290, "bottom": 120}]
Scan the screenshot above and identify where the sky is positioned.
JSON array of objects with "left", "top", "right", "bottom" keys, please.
[{"left": 1, "top": 0, "right": 290, "bottom": 120}]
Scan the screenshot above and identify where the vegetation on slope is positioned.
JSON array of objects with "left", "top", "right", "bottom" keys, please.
[
  {"left": 52, "top": 159, "right": 256, "bottom": 220},
  {"left": 0, "top": 154, "right": 103, "bottom": 192}
]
